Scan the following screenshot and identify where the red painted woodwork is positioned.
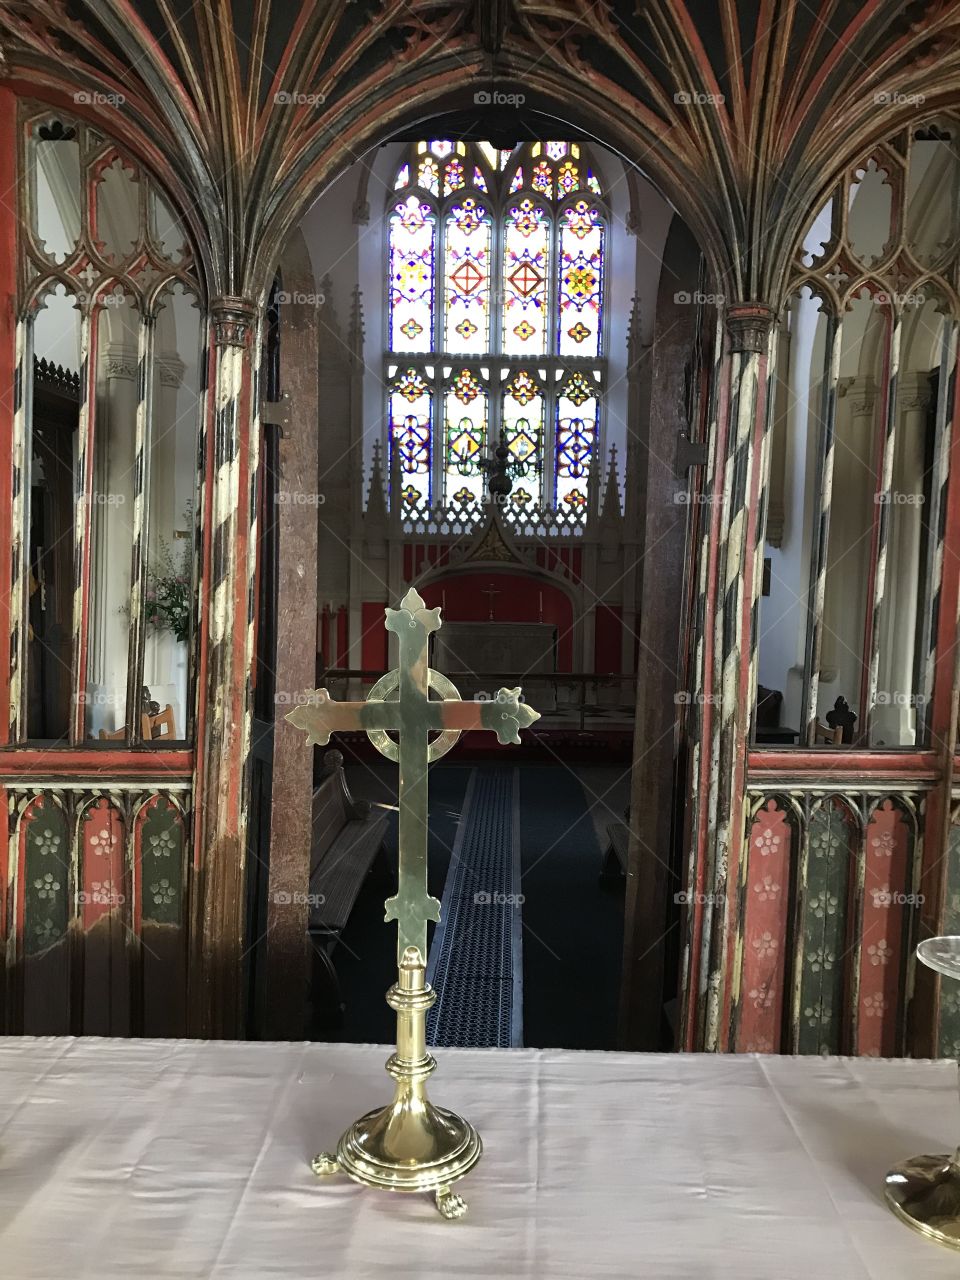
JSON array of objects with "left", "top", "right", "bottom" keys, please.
[
  {"left": 720, "top": 318, "right": 774, "bottom": 1052},
  {"left": 71, "top": 285, "right": 100, "bottom": 745},
  {"left": 361, "top": 601, "right": 389, "bottom": 673},
  {"left": 0, "top": 750, "right": 193, "bottom": 777},
  {"left": 0, "top": 784, "right": 5, "bottom": 991},
  {"left": 916, "top": 372, "right": 960, "bottom": 1052},
  {"left": 79, "top": 796, "right": 130, "bottom": 1034},
  {"left": 858, "top": 306, "right": 895, "bottom": 740},
  {"left": 748, "top": 751, "right": 938, "bottom": 778},
  {"left": 79, "top": 798, "right": 125, "bottom": 931},
  {"left": 0, "top": 90, "right": 15, "bottom": 747},
  {"left": 857, "top": 800, "right": 910, "bottom": 1056},
  {"left": 737, "top": 799, "right": 791, "bottom": 1053},
  {"left": 594, "top": 605, "right": 622, "bottom": 675},
  {"left": 419, "top": 571, "right": 574, "bottom": 670},
  {"left": 189, "top": 336, "right": 217, "bottom": 875}
]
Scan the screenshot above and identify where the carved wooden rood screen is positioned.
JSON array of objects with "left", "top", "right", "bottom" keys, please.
[
  {"left": 736, "top": 115, "right": 960, "bottom": 1058},
  {"left": 1, "top": 104, "right": 204, "bottom": 1035}
]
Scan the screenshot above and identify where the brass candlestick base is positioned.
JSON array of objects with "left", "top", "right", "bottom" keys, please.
[
  {"left": 312, "top": 947, "right": 481, "bottom": 1218},
  {"left": 884, "top": 1151, "right": 960, "bottom": 1250}
]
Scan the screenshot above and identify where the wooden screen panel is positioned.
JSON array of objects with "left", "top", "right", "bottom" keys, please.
[
  {"left": 738, "top": 798, "right": 792, "bottom": 1053},
  {"left": 856, "top": 799, "right": 910, "bottom": 1056},
  {"left": 794, "top": 798, "right": 854, "bottom": 1054},
  {"left": 79, "top": 797, "right": 130, "bottom": 1035},
  {"left": 138, "top": 795, "right": 186, "bottom": 1035},
  {"left": 19, "top": 794, "right": 70, "bottom": 1033},
  {"left": 938, "top": 816, "right": 960, "bottom": 1056}
]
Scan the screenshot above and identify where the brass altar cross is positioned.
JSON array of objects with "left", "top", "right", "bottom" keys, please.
[{"left": 286, "top": 588, "right": 540, "bottom": 965}]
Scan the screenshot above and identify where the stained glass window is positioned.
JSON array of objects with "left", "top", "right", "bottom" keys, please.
[
  {"left": 386, "top": 140, "right": 607, "bottom": 514},
  {"left": 558, "top": 200, "right": 604, "bottom": 358},
  {"left": 388, "top": 196, "right": 435, "bottom": 353},
  {"left": 390, "top": 367, "right": 433, "bottom": 511},
  {"left": 531, "top": 160, "right": 552, "bottom": 197},
  {"left": 444, "top": 158, "right": 465, "bottom": 196},
  {"left": 444, "top": 369, "right": 487, "bottom": 505},
  {"left": 444, "top": 197, "right": 491, "bottom": 354},
  {"left": 503, "top": 370, "right": 545, "bottom": 504},
  {"left": 556, "top": 160, "right": 579, "bottom": 197},
  {"left": 502, "top": 199, "right": 549, "bottom": 355},
  {"left": 417, "top": 156, "right": 439, "bottom": 196},
  {"left": 555, "top": 370, "right": 599, "bottom": 509}
]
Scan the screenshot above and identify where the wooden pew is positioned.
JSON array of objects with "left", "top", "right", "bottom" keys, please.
[{"left": 308, "top": 751, "right": 389, "bottom": 1021}]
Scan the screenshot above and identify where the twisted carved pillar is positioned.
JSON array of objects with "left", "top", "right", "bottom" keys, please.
[
  {"left": 190, "top": 297, "right": 261, "bottom": 1037},
  {"left": 688, "top": 303, "right": 776, "bottom": 1052}
]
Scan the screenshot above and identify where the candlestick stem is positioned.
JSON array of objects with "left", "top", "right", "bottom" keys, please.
[{"left": 312, "top": 947, "right": 481, "bottom": 1218}]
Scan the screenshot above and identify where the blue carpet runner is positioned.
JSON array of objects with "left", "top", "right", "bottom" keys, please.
[{"left": 426, "top": 767, "right": 523, "bottom": 1048}]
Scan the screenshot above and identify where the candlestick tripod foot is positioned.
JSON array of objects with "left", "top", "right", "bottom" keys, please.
[
  {"left": 884, "top": 1151, "right": 960, "bottom": 1249},
  {"left": 435, "top": 1187, "right": 467, "bottom": 1219},
  {"left": 311, "top": 1152, "right": 340, "bottom": 1177}
]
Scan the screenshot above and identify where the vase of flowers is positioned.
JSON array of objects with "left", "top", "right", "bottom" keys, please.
[{"left": 145, "top": 534, "right": 192, "bottom": 642}]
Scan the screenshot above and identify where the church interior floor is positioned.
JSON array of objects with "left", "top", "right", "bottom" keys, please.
[{"left": 309, "top": 762, "right": 625, "bottom": 1050}]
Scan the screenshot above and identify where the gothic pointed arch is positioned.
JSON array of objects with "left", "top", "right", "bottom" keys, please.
[{"left": 386, "top": 136, "right": 609, "bottom": 518}]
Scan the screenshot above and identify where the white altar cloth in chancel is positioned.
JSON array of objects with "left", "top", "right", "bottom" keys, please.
[{"left": 0, "top": 1038, "right": 957, "bottom": 1279}]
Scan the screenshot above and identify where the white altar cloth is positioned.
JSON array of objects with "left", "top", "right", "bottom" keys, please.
[{"left": 0, "top": 1038, "right": 957, "bottom": 1279}]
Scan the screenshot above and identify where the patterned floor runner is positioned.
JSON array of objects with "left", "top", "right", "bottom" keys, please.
[{"left": 426, "top": 767, "right": 523, "bottom": 1048}]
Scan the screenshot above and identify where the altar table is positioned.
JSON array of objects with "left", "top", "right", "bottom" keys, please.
[{"left": 0, "top": 1038, "right": 957, "bottom": 1278}]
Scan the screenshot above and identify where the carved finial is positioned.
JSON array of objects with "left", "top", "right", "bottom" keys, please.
[
  {"left": 601, "top": 445, "right": 622, "bottom": 522},
  {"left": 627, "top": 294, "right": 643, "bottom": 364},
  {"left": 366, "top": 438, "right": 388, "bottom": 522},
  {"left": 348, "top": 286, "right": 365, "bottom": 365},
  {"left": 585, "top": 442, "right": 602, "bottom": 526},
  {"left": 385, "top": 588, "right": 442, "bottom": 637}
]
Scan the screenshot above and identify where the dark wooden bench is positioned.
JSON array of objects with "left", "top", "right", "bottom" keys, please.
[{"left": 308, "top": 751, "right": 389, "bottom": 1021}]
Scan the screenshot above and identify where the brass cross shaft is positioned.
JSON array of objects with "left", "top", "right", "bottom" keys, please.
[{"left": 286, "top": 589, "right": 540, "bottom": 964}]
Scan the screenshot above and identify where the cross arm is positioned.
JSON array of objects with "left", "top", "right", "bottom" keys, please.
[
  {"left": 285, "top": 689, "right": 399, "bottom": 746},
  {"left": 436, "top": 687, "right": 540, "bottom": 744}
]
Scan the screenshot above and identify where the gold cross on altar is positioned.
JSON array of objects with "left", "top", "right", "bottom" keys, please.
[{"left": 286, "top": 588, "right": 540, "bottom": 964}]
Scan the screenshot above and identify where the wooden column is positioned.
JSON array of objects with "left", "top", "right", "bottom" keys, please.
[
  {"left": 913, "top": 359, "right": 960, "bottom": 1055},
  {"left": 261, "top": 245, "right": 320, "bottom": 1039},
  {"left": 618, "top": 219, "right": 703, "bottom": 1050},
  {"left": 190, "top": 297, "right": 260, "bottom": 1038}
]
